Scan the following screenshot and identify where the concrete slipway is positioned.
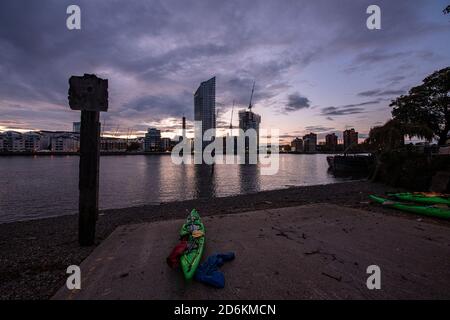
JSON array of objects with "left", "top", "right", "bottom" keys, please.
[{"left": 53, "top": 204, "right": 450, "bottom": 300}]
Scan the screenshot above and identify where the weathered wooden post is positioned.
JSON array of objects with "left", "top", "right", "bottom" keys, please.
[{"left": 68, "top": 74, "right": 108, "bottom": 246}]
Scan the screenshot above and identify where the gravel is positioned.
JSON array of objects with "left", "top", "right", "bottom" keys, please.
[{"left": 1, "top": 180, "right": 448, "bottom": 300}]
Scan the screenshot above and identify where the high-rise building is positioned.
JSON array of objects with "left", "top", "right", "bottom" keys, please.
[
  {"left": 194, "top": 77, "right": 216, "bottom": 150},
  {"left": 343, "top": 128, "right": 358, "bottom": 150},
  {"left": 73, "top": 122, "right": 81, "bottom": 133},
  {"left": 238, "top": 110, "right": 261, "bottom": 152},
  {"left": 303, "top": 133, "right": 317, "bottom": 153},
  {"left": 291, "top": 137, "right": 303, "bottom": 152},
  {"left": 144, "top": 128, "right": 161, "bottom": 152},
  {"left": 325, "top": 133, "right": 338, "bottom": 151},
  {"left": 160, "top": 137, "right": 171, "bottom": 152}
]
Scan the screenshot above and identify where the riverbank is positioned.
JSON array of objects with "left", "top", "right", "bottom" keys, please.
[
  {"left": 0, "top": 151, "right": 172, "bottom": 156},
  {"left": 0, "top": 151, "right": 368, "bottom": 156},
  {"left": 1, "top": 180, "right": 449, "bottom": 299},
  {"left": 53, "top": 204, "right": 450, "bottom": 299}
]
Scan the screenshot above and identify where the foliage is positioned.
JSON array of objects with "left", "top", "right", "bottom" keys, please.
[
  {"left": 366, "top": 119, "right": 433, "bottom": 151},
  {"left": 390, "top": 67, "right": 450, "bottom": 145},
  {"left": 444, "top": 5, "right": 450, "bottom": 14},
  {"left": 371, "top": 150, "right": 450, "bottom": 190}
]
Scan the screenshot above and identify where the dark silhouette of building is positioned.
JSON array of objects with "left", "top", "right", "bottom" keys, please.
[
  {"left": 73, "top": 122, "right": 81, "bottom": 133},
  {"left": 194, "top": 77, "right": 216, "bottom": 150},
  {"left": 303, "top": 133, "right": 317, "bottom": 152},
  {"left": 325, "top": 133, "right": 338, "bottom": 151},
  {"left": 144, "top": 128, "right": 161, "bottom": 152},
  {"left": 343, "top": 128, "right": 358, "bottom": 150},
  {"left": 238, "top": 109, "right": 261, "bottom": 152},
  {"left": 291, "top": 137, "right": 303, "bottom": 152},
  {"left": 160, "top": 137, "right": 171, "bottom": 152}
]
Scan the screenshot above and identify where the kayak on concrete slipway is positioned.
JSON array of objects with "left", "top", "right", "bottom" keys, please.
[
  {"left": 369, "top": 195, "right": 450, "bottom": 220},
  {"left": 180, "top": 209, "right": 205, "bottom": 280},
  {"left": 388, "top": 192, "right": 450, "bottom": 206}
]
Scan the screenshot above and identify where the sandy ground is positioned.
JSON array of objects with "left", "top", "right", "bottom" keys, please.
[
  {"left": 2, "top": 181, "right": 450, "bottom": 299},
  {"left": 53, "top": 204, "right": 450, "bottom": 300}
]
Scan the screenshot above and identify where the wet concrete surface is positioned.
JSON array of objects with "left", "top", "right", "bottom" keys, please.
[{"left": 53, "top": 204, "right": 450, "bottom": 300}]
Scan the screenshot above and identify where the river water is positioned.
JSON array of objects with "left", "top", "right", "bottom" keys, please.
[{"left": 0, "top": 154, "right": 353, "bottom": 223}]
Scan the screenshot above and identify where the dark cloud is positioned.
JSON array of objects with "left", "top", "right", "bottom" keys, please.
[
  {"left": 343, "top": 100, "right": 381, "bottom": 108},
  {"left": 343, "top": 50, "right": 411, "bottom": 74},
  {"left": 304, "top": 126, "right": 335, "bottom": 133},
  {"left": 320, "top": 100, "right": 380, "bottom": 116},
  {"left": 382, "top": 75, "right": 408, "bottom": 86},
  {"left": 357, "top": 89, "right": 381, "bottom": 97},
  {"left": 355, "top": 50, "right": 407, "bottom": 64},
  {"left": 279, "top": 134, "right": 296, "bottom": 139},
  {"left": 284, "top": 93, "right": 311, "bottom": 112},
  {"left": 321, "top": 106, "right": 364, "bottom": 116},
  {"left": 124, "top": 91, "right": 192, "bottom": 118},
  {"left": 357, "top": 89, "right": 405, "bottom": 97},
  {"left": 0, "top": 0, "right": 448, "bottom": 132}
]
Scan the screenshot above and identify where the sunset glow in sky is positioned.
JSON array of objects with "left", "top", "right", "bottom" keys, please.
[{"left": 0, "top": 0, "right": 449, "bottom": 143}]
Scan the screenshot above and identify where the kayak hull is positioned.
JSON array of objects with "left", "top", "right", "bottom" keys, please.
[
  {"left": 180, "top": 209, "right": 205, "bottom": 280},
  {"left": 369, "top": 195, "right": 450, "bottom": 219},
  {"left": 388, "top": 193, "right": 450, "bottom": 206}
]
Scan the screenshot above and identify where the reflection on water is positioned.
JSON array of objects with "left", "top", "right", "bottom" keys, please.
[
  {"left": 0, "top": 154, "right": 355, "bottom": 223},
  {"left": 239, "top": 163, "right": 260, "bottom": 194},
  {"left": 194, "top": 164, "right": 216, "bottom": 199}
]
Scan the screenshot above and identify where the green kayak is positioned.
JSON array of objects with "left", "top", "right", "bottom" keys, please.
[
  {"left": 180, "top": 209, "right": 205, "bottom": 280},
  {"left": 369, "top": 195, "right": 450, "bottom": 219},
  {"left": 388, "top": 192, "right": 450, "bottom": 206}
]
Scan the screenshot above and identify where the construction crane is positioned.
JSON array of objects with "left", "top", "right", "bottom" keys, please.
[
  {"left": 216, "top": 109, "right": 220, "bottom": 126},
  {"left": 229, "top": 100, "right": 235, "bottom": 130},
  {"left": 126, "top": 128, "right": 131, "bottom": 144},
  {"left": 101, "top": 119, "right": 107, "bottom": 138},
  {"left": 248, "top": 81, "right": 255, "bottom": 111},
  {"left": 113, "top": 125, "right": 120, "bottom": 138}
]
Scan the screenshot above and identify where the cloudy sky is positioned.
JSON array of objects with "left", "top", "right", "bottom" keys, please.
[{"left": 0, "top": 0, "right": 449, "bottom": 142}]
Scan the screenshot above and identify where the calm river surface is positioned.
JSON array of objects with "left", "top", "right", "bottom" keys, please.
[{"left": 0, "top": 154, "right": 353, "bottom": 223}]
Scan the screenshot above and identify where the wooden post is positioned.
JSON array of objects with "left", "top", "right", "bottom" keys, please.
[
  {"left": 68, "top": 74, "right": 108, "bottom": 246},
  {"left": 78, "top": 110, "right": 100, "bottom": 246}
]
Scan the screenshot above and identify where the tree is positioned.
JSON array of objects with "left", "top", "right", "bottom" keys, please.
[
  {"left": 366, "top": 119, "right": 433, "bottom": 151},
  {"left": 366, "top": 119, "right": 435, "bottom": 183},
  {"left": 390, "top": 67, "right": 450, "bottom": 145},
  {"left": 444, "top": 5, "right": 450, "bottom": 14}
]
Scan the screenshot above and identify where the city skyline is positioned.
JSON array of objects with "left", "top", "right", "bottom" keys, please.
[
  {"left": 0, "top": 123, "right": 368, "bottom": 154},
  {"left": 194, "top": 77, "right": 216, "bottom": 149},
  {"left": 0, "top": 1, "right": 449, "bottom": 144}
]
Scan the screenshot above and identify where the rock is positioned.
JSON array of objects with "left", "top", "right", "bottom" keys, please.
[{"left": 430, "top": 171, "right": 450, "bottom": 193}]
